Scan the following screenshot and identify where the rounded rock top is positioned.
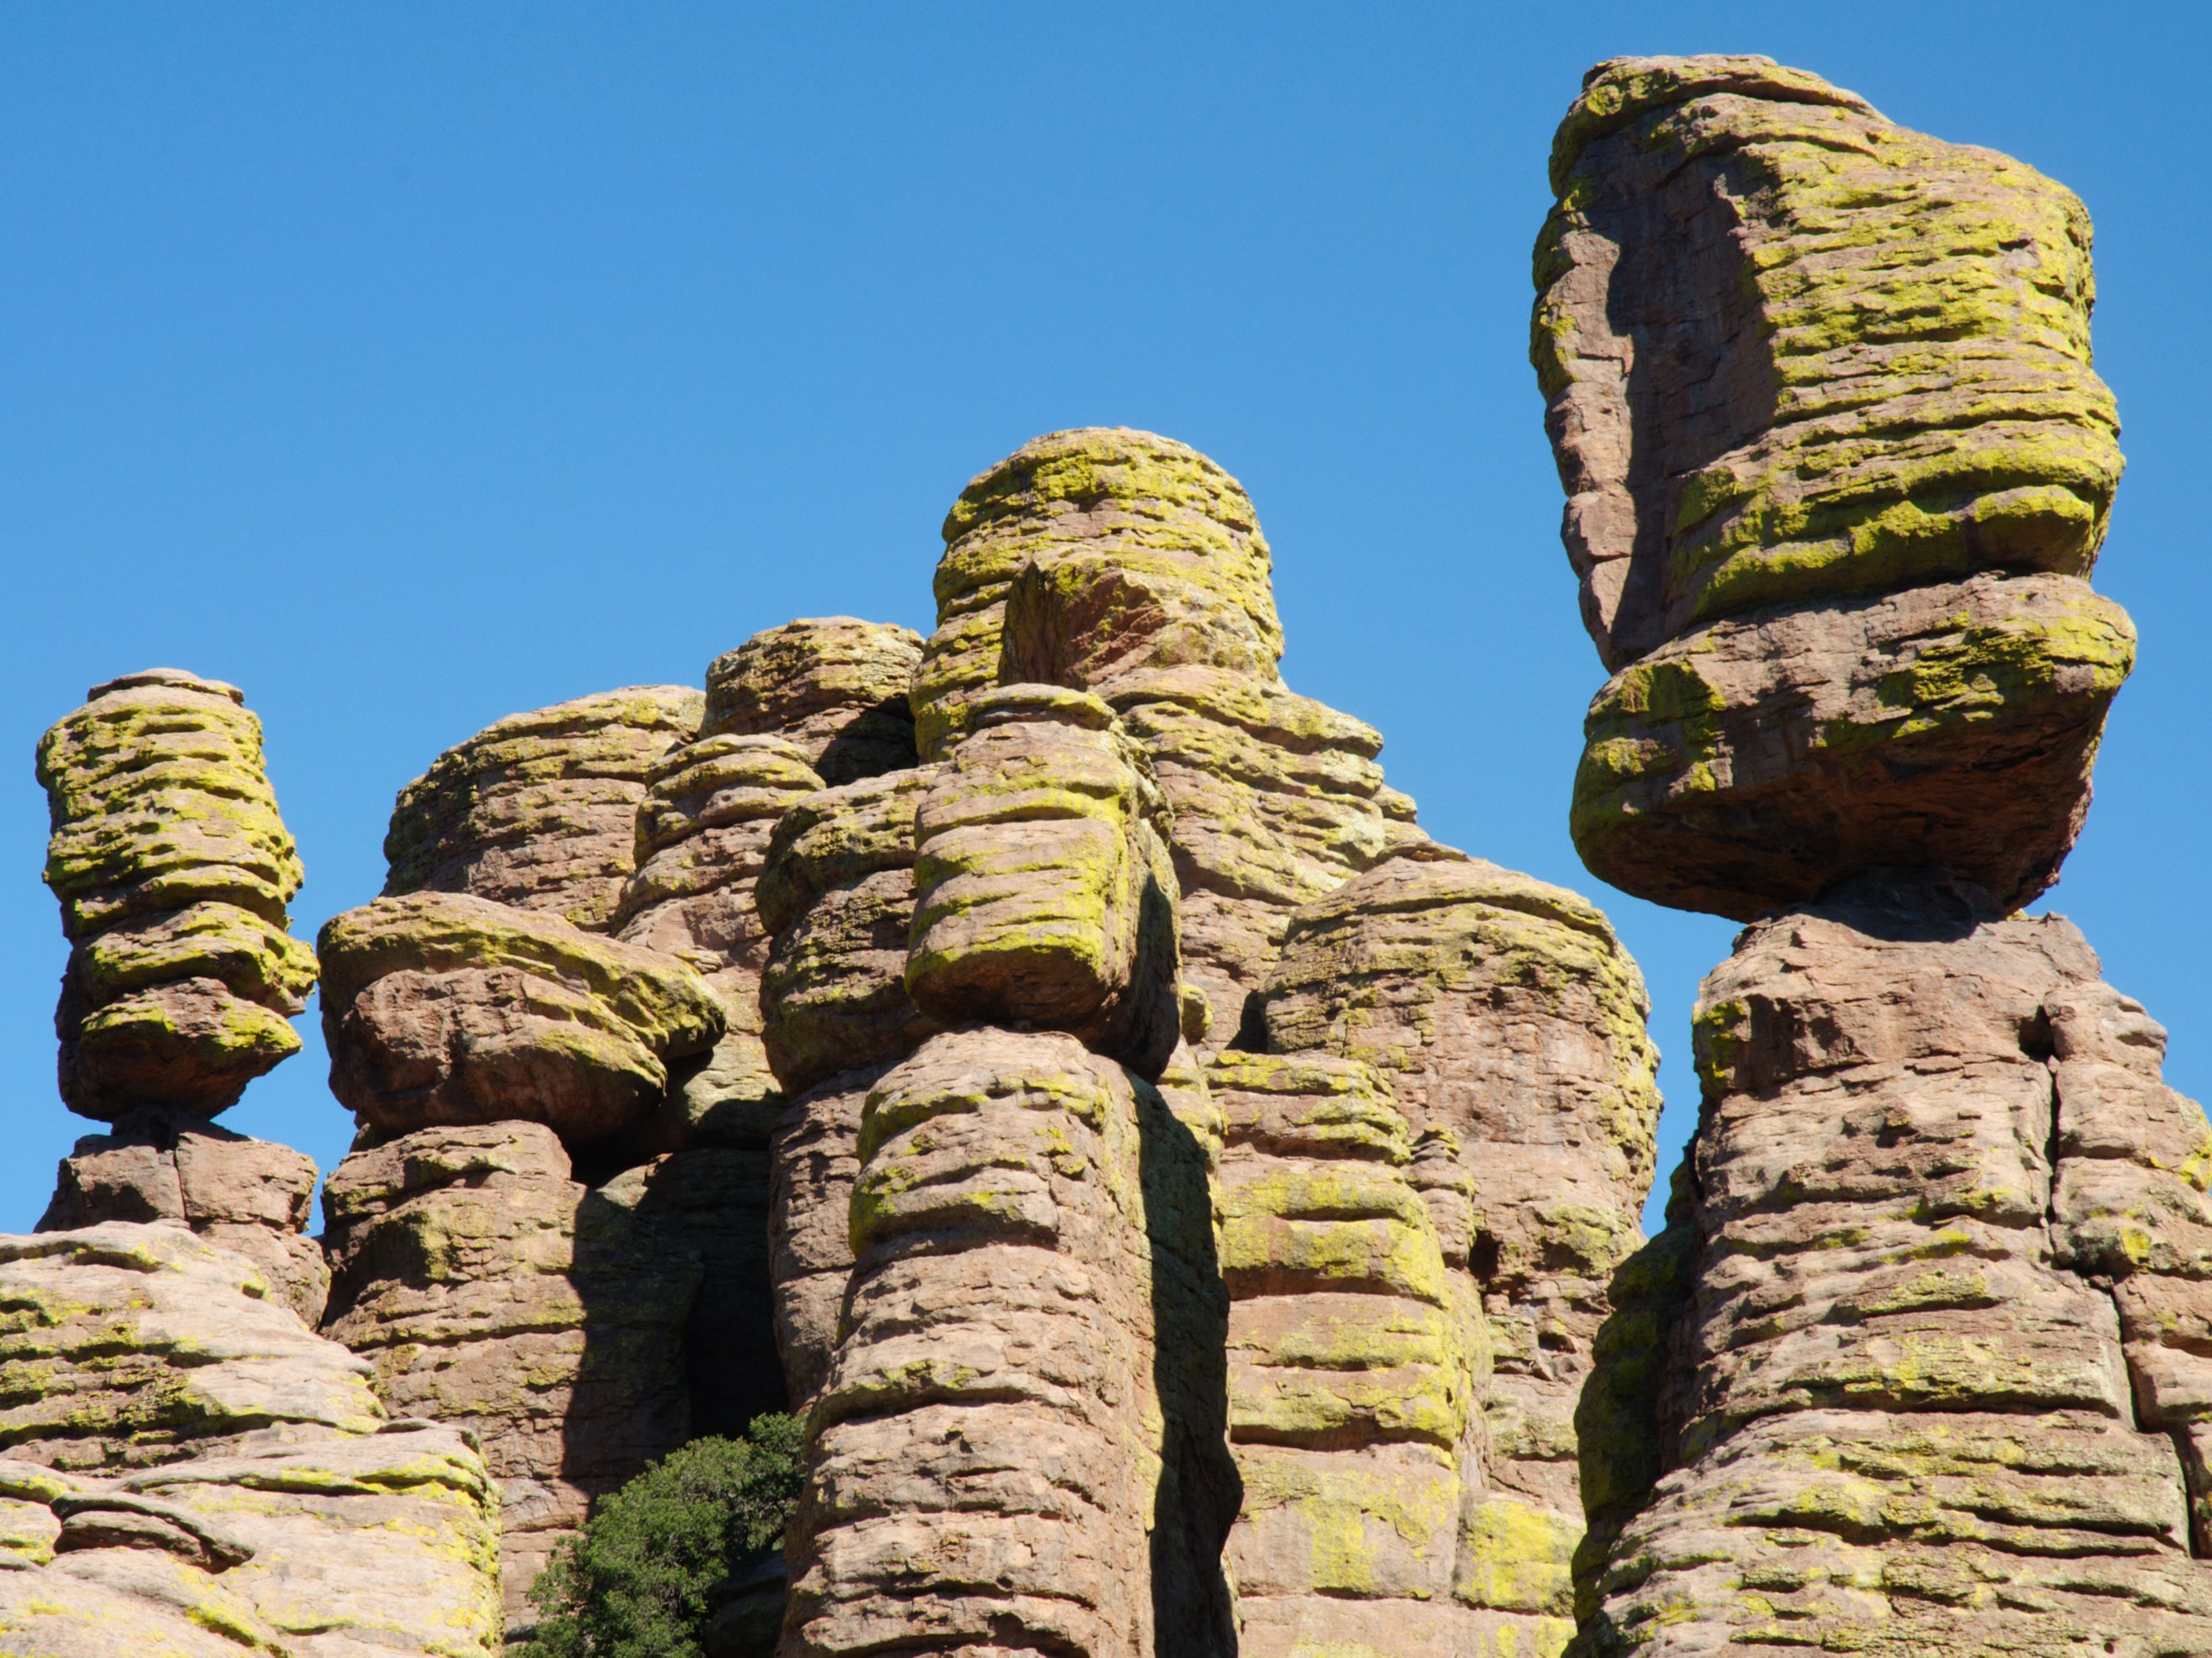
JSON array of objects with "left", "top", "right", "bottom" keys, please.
[{"left": 84, "top": 667, "right": 245, "bottom": 705}]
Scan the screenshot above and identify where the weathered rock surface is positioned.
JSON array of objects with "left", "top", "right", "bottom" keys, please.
[
  {"left": 383, "top": 686, "right": 703, "bottom": 931},
  {"left": 907, "top": 685, "right": 1182, "bottom": 1077},
  {"left": 1573, "top": 875, "right": 2212, "bottom": 1654},
  {"left": 1573, "top": 571, "right": 2134, "bottom": 918},
  {"left": 1534, "top": 55, "right": 2123, "bottom": 671},
  {"left": 704, "top": 618, "right": 924, "bottom": 786},
  {"left": 319, "top": 1122, "right": 700, "bottom": 1629},
  {"left": 39, "top": 1107, "right": 329, "bottom": 1324},
  {"left": 0, "top": 1223, "right": 500, "bottom": 1655},
  {"left": 1264, "top": 849, "right": 1661, "bottom": 1643},
  {"left": 766, "top": 1066, "right": 882, "bottom": 1414},
  {"left": 319, "top": 890, "right": 724, "bottom": 1141},
  {"left": 756, "top": 767, "right": 943, "bottom": 1097},
  {"left": 919, "top": 429, "right": 1409, "bottom": 1055},
  {"left": 36, "top": 670, "right": 318, "bottom": 1119},
  {"left": 781, "top": 1027, "right": 1232, "bottom": 1658}
]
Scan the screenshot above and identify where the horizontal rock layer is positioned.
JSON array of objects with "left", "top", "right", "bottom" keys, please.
[{"left": 703, "top": 617, "right": 923, "bottom": 785}]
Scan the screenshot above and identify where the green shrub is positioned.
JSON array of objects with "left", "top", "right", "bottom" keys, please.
[{"left": 519, "top": 1413, "right": 804, "bottom": 1658}]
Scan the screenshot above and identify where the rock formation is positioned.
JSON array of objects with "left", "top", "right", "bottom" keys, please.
[{"left": 1536, "top": 55, "right": 2212, "bottom": 1655}]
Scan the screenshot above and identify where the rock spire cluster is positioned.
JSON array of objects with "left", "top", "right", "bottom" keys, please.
[{"left": 1535, "top": 55, "right": 2212, "bottom": 1655}]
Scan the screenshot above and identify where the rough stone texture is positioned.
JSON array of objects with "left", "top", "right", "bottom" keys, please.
[
  {"left": 383, "top": 686, "right": 703, "bottom": 932},
  {"left": 36, "top": 670, "right": 318, "bottom": 1119},
  {"left": 780, "top": 1027, "right": 1233, "bottom": 1658},
  {"left": 1573, "top": 571, "right": 2134, "bottom": 918},
  {"left": 613, "top": 734, "right": 825, "bottom": 1152},
  {"left": 907, "top": 685, "right": 1182, "bottom": 1078},
  {"left": 919, "top": 429, "right": 1409, "bottom": 1056},
  {"left": 319, "top": 890, "right": 724, "bottom": 1141},
  {"left": 766, "top": 1066, "right": 882, "bottom": 1414},
  {"left": 1262, "top": 848, "right": 1662, "bottom": 1646},
  {"left": 0, "top": 1223, "right": 500, "bottom": 1656},
  {"left": 1533, "top": 55, "right": 2123, "bottom": 671},
  {"left": 319, "top": 1122, "right": 701, "bottom": 1631},
  {"left": 1572, "top": 875, "right": 2212, "bottom": 1655},
  {"left": 756, "top": 767, "right": 944, "bottom": 1098},
  {"left": 39, "top": 1107, "right": 329, "bottom": 1324},
  {"left": 704, "top": 618, "right": 924, "bottom": 786},
  {"left": 1208, "top": 1050, "right": 1528, "bottom": 1658}
]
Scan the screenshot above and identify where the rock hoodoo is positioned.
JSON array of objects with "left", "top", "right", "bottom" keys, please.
[{"left": 1534, "top": 55, "right": 2212, "bottom": 1656}]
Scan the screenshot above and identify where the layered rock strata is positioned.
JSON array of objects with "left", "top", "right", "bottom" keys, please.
[
  {"left": 1533, "top": 55, "right": 2132, "bottom": 915},
  {"left": 36, "top": 669, "right": 318, "bottom": 1118},
  {"left": 1262, "top": 850, "right": 1662, "bottom": 1644},
  {"left": 0, "top": 1223, "right": 499, "bottom": 1656},
  {"left": 704, "top": 618, "right": 924, "bottom": 786},
  {"left": 1576, "top": 878, "right": 2212, "bottom": 1653},
  {"left": 319, "top": 1121, "right": 700, "bottom": 1630}
]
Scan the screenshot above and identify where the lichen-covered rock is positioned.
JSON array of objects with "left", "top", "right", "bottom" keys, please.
[
  {"left": 319, "top": 1121, "right": 701, "bottom": 1632},
  {"left": 782, "top": 1027, "right": 1233, "bottom": 1658},
  {"left": 907, "top": 685, "right": 1181, "bottom": 1077},
  {"left": 703, "top": 618, "right": 924, "bottom": 786},
  {"left": 766, "top": 1066, "right": 881, "bottom": 1413},
  {"left": 1572, "top": 875, "right": 2212, "bottom": 1654},
  {"left": 36, "top": 671, "right": 318, "bottom": 1119},
  {"left": 39, "top": 1107, "right": 329, "bottom": 1324},
  {"left": 613, "top": 734, "right": 826, "bottom": 1150},
  {"left": 1262, "top": 849, "right": 1658, "bottom": 1640},
  {"left": 383, "top": 685, "right": 703, "bottom": 932},
  {"left": 319, "top": 890, "right": 724, "bottom": 1141},
  {"left": 1533, "top": 55, "right": 2123, "bottom": 671},
  {"left": 1573, "top": 571, "right": 2135, "bottom": 918},
  {"left": 0, "top": 1224, "right": 499, "bottom": 1656},
  {"left": 756, "top": 768, "right": 943, "bottom": 1097}
]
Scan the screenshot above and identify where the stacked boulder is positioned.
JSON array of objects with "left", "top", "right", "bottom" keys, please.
[
  {"left": 1535, "top": 55, "right": 2212, "bottom": 1653},
  {"left": 1534, "top": 55, "right": 2133, "bottom": 919}
]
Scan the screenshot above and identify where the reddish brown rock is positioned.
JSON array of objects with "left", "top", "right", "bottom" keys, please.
[
  {"left": 319, "top": 1121, "right": 700, "bottom": 1629},
  {"left": 766, "top": 1066, "right": 882, "bottom": 1413},
  {"left": 383, "top": 685, "right": 703, "bottom": 932},
  {"left": 703, "top": 618, "right": 924, "bottom": 786}
]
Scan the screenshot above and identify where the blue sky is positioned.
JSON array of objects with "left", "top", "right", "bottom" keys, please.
[{"left": 3, "top": 4, "right": 2204, "bottom": 1234}]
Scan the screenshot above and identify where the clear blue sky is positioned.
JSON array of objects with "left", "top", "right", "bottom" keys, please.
[{"left": 3, "top": 4, "right": 2204, "bottom": 1234}]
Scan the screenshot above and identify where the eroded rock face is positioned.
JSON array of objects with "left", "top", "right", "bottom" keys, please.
[
  {"left": 704, "top": 618, "right": 924, "bottom": 786},
  {"left": 36, "top": 670, "right": 318, "bottom": 1119},
  {"left": 1572, "top": 876, "right": 2212, "bottom": 1654},
  {"left": 319, "top": 1122, "right": 700, "bottom": 1630},
  {"left": 1533, "top": 55, "right": 2132, "bottom": 915},
  {"left": 318, "top": 890, "right": 724, "bottom": 1141},
  {"left": 383, "top": 686, "right": 703, "bottom": 932},
  {"left": 0, "top": 1224, "right": 499, "bottom": 1656}
]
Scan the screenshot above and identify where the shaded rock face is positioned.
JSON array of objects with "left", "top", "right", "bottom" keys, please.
[
  {"left": 704, "top": 618, "right": 924, "bottom": 786},
  {"left": 1573, "top": 878, "right": 2212, "bottom": 1653},
  {"left": 915, "top": 427, "right": 1412, "bottom": 1057},
  {"left": 36, "top": 670, "right": 318, "bottom": 1119},
  {"left": 0, "top": 1224, "right": 500, "bottom": 1656},
  {"left": 319, "top": 1121, "right": 700, "bottom": 1632},
  {"left": 1533, "top": 56, "right": 2132, "bottom": 917},
  {"left": 1261, "top": 851, "right": 1662, "bottom": 1646},
  {"left": 39, "top": 1107, "right": 329, "bottom": 1324}
]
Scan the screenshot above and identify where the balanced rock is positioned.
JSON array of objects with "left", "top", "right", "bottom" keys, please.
[
  {"left": 319, "top": 889, "right": 724, "bottom": 1141},
  {"left": 1574, "top": 874, "right": 2212, "bottom": 1653},
  {"left": 319, "top": 1121, "right": 700, "bottom": 1630},
  {"left": 35, "top": 670, "right": 317, "bottom": 1118},
  {"left": 703, "top": 618, "right": 923, "bottom": 786},
  {"left": 907, "top": 684, "right": 1182, "bottom": 1077},
  {"left": 383, "top": 685, "right": 703, "bottom": 931},
  {"left": 39, "top": 1107, "right": 329, "bottom": 1323},
  {"left": 1533, "top": 56, "right": 2132, "bottom": 914},
  {"left": 0, "top": 1224, "right": 499, "bottom": 1656}
]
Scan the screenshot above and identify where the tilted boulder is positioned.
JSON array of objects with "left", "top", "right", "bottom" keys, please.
[
  {"left": 907, "top": 684, "right": 1182, "bottom": 1078},
  {"left": 1533, "top": 56, "right": 2132, "bottom": 914},
  {"left": 383, "top": 685, "right": 703, "bottom": 931},
  {"left": 0, "top": 1224, "right": 499, "bottom": 1655},
  {"left": 319, "top": 1121, "right": 700, "bottom": 1631},
  {"left": 35, "top": 670, "right": 317, "bottom": 1118},
  {"left": 1573, "top": 875, "right": 2212, "bottom": 1653},
  {"left": 39, "top": 1106, "right": 329, "bottom": 1324},
  {"left": 318, "top": 889, "right": 724, "bottom": 1142},
  {"left": 1262, "top": 849, "right": 1661, "bottom": 1644},
  {"left": 703, "top": 618, "right": 924, "bottom": 786}
]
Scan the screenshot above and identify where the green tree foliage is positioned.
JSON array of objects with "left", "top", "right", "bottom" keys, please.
[{"left": 520, "top": 1413, "right": 804, "bottom": 1658}]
